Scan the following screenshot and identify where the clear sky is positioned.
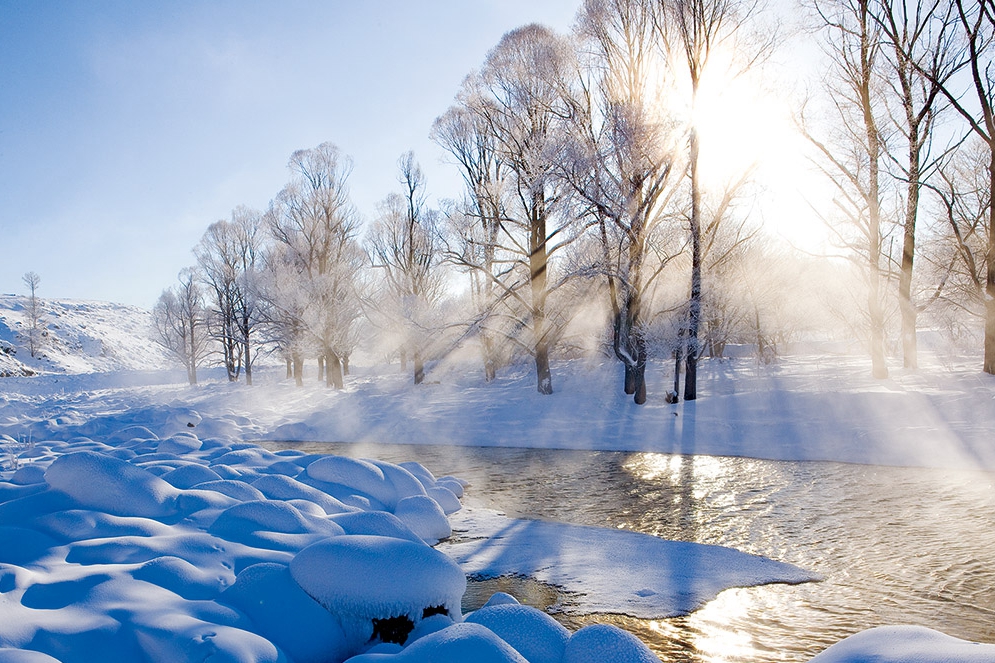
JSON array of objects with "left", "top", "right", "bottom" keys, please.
[{"left": 0, "top": 1, "right": 583, "bottom": 308}]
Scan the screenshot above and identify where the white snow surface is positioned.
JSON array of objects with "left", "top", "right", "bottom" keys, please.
[
  {"left": 442, "top": 506, "right": 818, "bottom": 618},
  {"left": 807, "top": 625, "right": 995, "bottom": 662},
  {"left": 3, "top": 352, "right": 993, "bottom": 471},
  {"left": 2, "top": 342, "right": 995, "bottom": 661},
  {"left": 0, "top": 295, "right": 170, "bottom": 376}
]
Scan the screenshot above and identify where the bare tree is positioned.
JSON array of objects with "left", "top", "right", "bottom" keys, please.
[
  {"left": 259, "top": 241, "right": 312, "bottom": 386},
  {"left": 566, "top": 0, "right": 684, "bottom": 404},
  {"left": 21, "top": 271, "right": 43, "bottom": 358},
  {"left": 368, "top": 151, "right": 446, "bottom": 384},
  {"left": 921, "top": 138, "right": 992, "bottom": 341},
  {"left": 195, "top": 208, "right": 265, "bottom": 384},
  {"left": 152, "top": 268, "right": 209, "bottom": 384},
  {"left": 909, "top": 0, "right": 995, "bottom": 374},
  {"left": 874, "top": 0, "right": 955, "bottom": 369},
  {"left": 432, "top": 101, "right": 506, "bottom": 382},
  {"left": 806, "top": 0, "right": 891, "bottom": 379},
  {"left": 658, "top": 0, "right": 776, "bottom": 397},
  {"left": 435, "top": 25, "right": 578, "bottom": 395}
]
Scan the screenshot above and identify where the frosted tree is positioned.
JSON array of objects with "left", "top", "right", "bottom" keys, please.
[
  {"left": 258, "top": 243, "right": 304, "bottom": 385},
  {"left": 195, "top": 207, "right": 265, "bottom": 384},
  {"left": 21, "top": 271, "right": 44, "bottom": 358},
  {"left": 436, "top": 25, "right": 577, "bottom": 395},
  {"left": 564, "top": 0, "right": 685, "bottom": 404},
  {"left": 432, "top": 101, "right": 506, "bottom": 382},
  {"left": 367, "top": 151, "right": 446, "bottom": 384},
  {"left": 904, "top": 0, "right": 995, "bottom": 374},
  {"left": 656, "top": 0, "right": 775, "bottom": 398},
  {"left": 922, "top": 139, "right": 994, "bottom": 347},
  {"left": 872, "top": 0, "right": 956, "bottom": 370},
  {"left": 152, "top": 268, "right": 209, "bottom": 385},
  {"left": 267, "top": 142, "right": 365, "bottom": 390}
]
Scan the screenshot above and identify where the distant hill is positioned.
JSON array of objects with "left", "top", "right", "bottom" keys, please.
[{"left": 0, "top": 295, "right": 171, "bottom": 376}]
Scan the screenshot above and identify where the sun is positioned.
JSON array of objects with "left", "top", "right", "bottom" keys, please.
[{"left": 669, "top": 46, "right": 833, "bottom": 252}]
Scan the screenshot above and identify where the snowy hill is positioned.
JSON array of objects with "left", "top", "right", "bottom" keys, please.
[{"left": 0, "top": 294, "right": 170, "bottom": 376}]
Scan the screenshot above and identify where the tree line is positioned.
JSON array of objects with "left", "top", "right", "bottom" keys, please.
[{"left": 153, "top": 0, "right": 995, "bottom": 402}]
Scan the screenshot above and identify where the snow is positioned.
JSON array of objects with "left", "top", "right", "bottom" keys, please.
[
  {"left": 443, "top": 506, "right": 818, "bottom": 618},
  {"left": 0, "top": 295, "right": 171, "bottom": 376},
  {"left": 465, "top": 604, "right": 570, "bottom": 663},
  {"left": 562, "top": 624, "right": 663, "bottom": 663},
  {"left": 44, "top": 450, "right": 180, "bottom": 517},
  {"left": 0, "top": 426, "right": 498, "bottom": 662},
  {"left": 5, "top": 425, "right": 802, "bottom": 662},
  {"left": 289, "top": 535, "right": 466, "bottom": 645},
  {"left": 807, "top": 625, "right": 995, "bottom": 662},
  {"left": 0, "top": 400, "right": 824, "bottom": 663},
  {"left": 1, "top": 302, "right": 994, "bottom": 661}
]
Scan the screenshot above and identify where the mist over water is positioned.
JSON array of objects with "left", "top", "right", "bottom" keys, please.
[{"left": 262, "top": 441, "right": 995, "bottom": 662}]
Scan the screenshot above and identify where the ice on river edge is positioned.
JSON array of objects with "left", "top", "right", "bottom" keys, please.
[{"left": 0, "top": 425, "right": 991, "bottom": 663}]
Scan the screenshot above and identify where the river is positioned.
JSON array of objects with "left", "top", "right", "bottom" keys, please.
[{"left": 260, "top": 441, "right": 995, "bottom": 662}]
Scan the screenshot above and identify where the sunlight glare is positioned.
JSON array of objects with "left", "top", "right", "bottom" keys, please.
[
  {"left": 668, "top": 44, "right": 832, "bottom": 252},
  {"left": 686, "top": 588, "right": 764, "bottom": 662}
]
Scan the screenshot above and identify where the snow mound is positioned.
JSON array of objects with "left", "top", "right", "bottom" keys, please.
[
  {"left": 346, "top": 622, "right": 529, "bottom": 663},
  {"left": 394, "top": 494, "right": 452, "bottom": 543},
  {"left": 44, "top": 450, "right": 180, "bottom": 518},
  {"left": 563, "top": 624, "right": 661, "bottom": 663},
  {"left": 466, "top": 604, "right": 570, "bottom": 663},
  {"left": 808, "top": 625, "right": 995, "bottom": 662},
  {"left": 0, "top": 432, "right": 470, "bottom": 663},
  {"left": 290, "top": 534, "right": 466, "bottom": 646},
  {"left": 222, "top": 562, "right": 352, "bottom": 663},
  {"left": 306, "top": 455, "right": 394, "bottom": 506}
]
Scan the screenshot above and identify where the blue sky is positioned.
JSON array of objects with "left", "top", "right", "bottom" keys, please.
[{"left": 0, "top": 1, "right": 581, "bottom": 308}]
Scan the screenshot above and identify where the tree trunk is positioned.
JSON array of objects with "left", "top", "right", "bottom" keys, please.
[
  {"left": 860, "top": 0, "right": 889, "bottom": 380},
  {"left": 668, "top": 325, "right": 684, "bottom": 403},
  {"left": 624, "top": 362, "right": 637, "bottom": 395},
  {"left": 343, "top": 353, "right": 351, "bottom": 376},
  {"left": 325, "top": 349, "right": 344, "bottom": 389},
  {"left": 243, "top": 337, "right": 252, "bottom": 386},
  {"left": 897, "top": 47, "right": 921, "bottom": 371},
  {"left": 293, "top": 353, "right": 304, "bottom": 387},
  {"left": 986, "top": 150, "right": 995, "bottom": 375},
  {"left": 535, "top": 339, "right": 553, "bottom": 395},
  {"left": 413, "top": 350, "right": 425, "bottom": 385},
  {"left": 685, "top": 125, "right": 702, "bottom": 402},
  {"left": 318, "top": 355, "right": 325, "bottom": 382},
  {"left": 633, "top": 338, "right": 647, "bottom": 405},
  {"left": 898, "top": 202, "right": 919, "bottom": 370},
  {"left": 285, "top": 357, "right": 292, "bottom": 380},
  {"left": 529, "top": 196, "right": 553, "bottom": 395},
  {"left": 481, "top": 334, "right": 497, "bottom": 382}
]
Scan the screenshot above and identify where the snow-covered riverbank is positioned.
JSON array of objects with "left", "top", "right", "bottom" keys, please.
[{"left": 2, "top": 355, "right": 994, "bottom": 662}]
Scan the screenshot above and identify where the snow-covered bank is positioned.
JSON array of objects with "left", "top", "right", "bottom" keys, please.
[
  {"left": 2, "top": 354, "right": 994, "bottom": 662},
  {"left": 0, "top": 430, "right": 812, "bottom": 662},
  {"left": 3, "top": 354, "right": 994, "bottom": 471}
]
